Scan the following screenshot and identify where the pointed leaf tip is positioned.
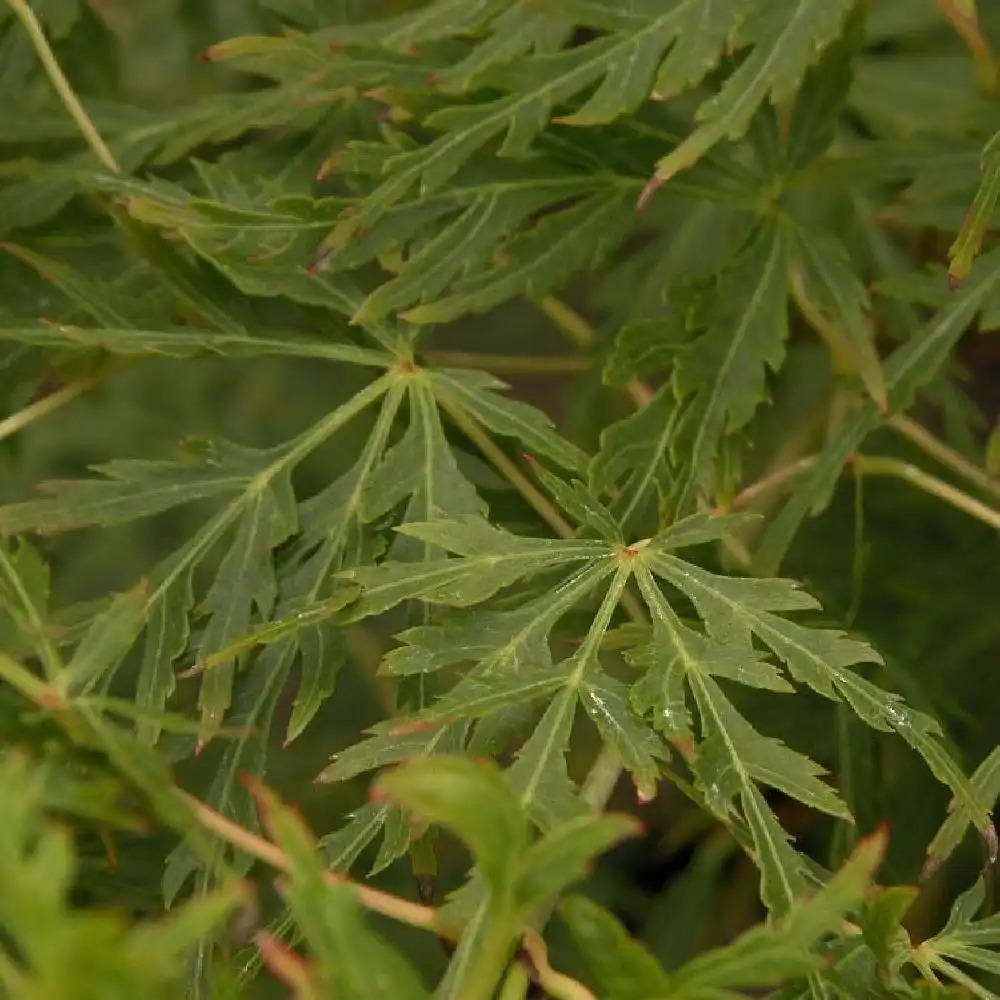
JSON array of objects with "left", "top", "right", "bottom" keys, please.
[
  {"left": 636, "top": 176, "right": 664, "bottom": 214},
  {"left": 982, "top": 822, "right": 999, "bottom": 865}
]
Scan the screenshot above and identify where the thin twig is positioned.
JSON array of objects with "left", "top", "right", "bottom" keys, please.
[
  {"left": 180, "top": 791, "right": 442, "bottom": 934},
  {"left": 0, "top": 377, "right": 98, "bottom": 444},
  {"left": 789, "top": 263, "right": 887, "bottom": 411},
  {"left": 888, "top": 414, "right": 1000, "bottom": 503},
  {"left": 435, "top": 391, "right": 576, "bottom": 539},
  {"left": 5, "top": 0, "right": 120, "bottom": 174},
  {"left": 187, "top": 789, "right": 602, "bottom": 1000},
  {"left": 852, "top": 455, "right": 1000, "bottom": 531},
  {"left": 728, "top": 456, "right": 818, "bottom": 510},
  {"left": 532, "top": 295, "right": 654, "bottom": 407},
  {"left": 424, "top": 351, "right": 592, "bottom": 375},
  {"left": 521, "top": 930, "right": 597, "bottom": 1000},
  {"left": 533, "top": 296, "right": 597, "bottom": 349}
]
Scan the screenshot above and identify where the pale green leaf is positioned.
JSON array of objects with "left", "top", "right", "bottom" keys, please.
[
  {"left": 342, "top": 519, "right": 608, "bottom": 618},
  {"left": 380, "top": 561, "right": 610, "bottom": 678},
  {"left": 373, "top": 756, "right": 528, "bottom": 896},
  {"left": 0, "top": 443, "right": 261, "bottom": 535},
  {"left": 559, "top": 894, "right": 672, "bottom": 999},
  {"left": 516, "top": 813, "right": 640, "bottom": 908},
  {"left": 949, "top": 130, "right": 1000, "bottom": 283},
  {"left": 529, "top": 462, "right": 622, "bottom": 541}
]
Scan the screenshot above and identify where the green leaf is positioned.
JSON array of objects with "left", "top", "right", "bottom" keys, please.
[
  {"left": 648, "top": 0, "right": 856, "bottom": 189},
  {"left": 318, "top": 0, "right": 506, "bottom": 51},
  {"left": 196, "top": 477, "right": 297, "bottom": 745},
  {"left": 0, "top": 322, "right": 392, "bottom": 365},
  {"left": 603, "top": 313, "right": 691, "bottom": 389},
  {"left": 0, "top": 443, "right": 261, "bottom": 534},
  {"left": 516, "top": 813, "right": 640, "bottom": 907},
  {"left": 0, "top": 539, "right": 57, "bottom": 669},
  {"left": 328, "top": 0, "right": 740, "bottom": 242},
  {"left": 63, "top": 583, "right": 147, "bottom": 695},
  {"left": 590, "top": 384, "right": 680, "bottom": 535},
  {"left": 579, "top": 664, "right": 666, "bottom": 803},
  {"left": 671, "top": 221, "right": 789, "bottom": 512},
  {"left": 918, "top": 877, "right": 1000, "bottom": 995},
  {"left": 373, "top": 756, "right": 528, "bottom": 896},
  {"left": 927, "top": 744, "right": 1000, "bottom": 870},
  {"left": 782, "top": 0, "right": 865, "bottom": 169},
  {"left": 364, "top": 378, "right": 485, "bottom": 561},
  {"left": 430, "top": 367, "right": 588, "bottom": 472},
  {"left": 351, "top": 188, "right": 563, "bottom": 324},
  {"left": 559, "top": 894, "right": 672, "bottom": 999},
  {"left": 0, "top": 242, "right": 141, "bottom": 327},
  {"left": 342, "top": 518, "right": 608, "bottom": 617},
  {"left": 949, "top": 130, "right": 1000, "bottom": 284},
  {"left": 791, "top": 228, "right": 887, "bottom": 409},
  {"left": 632, "top": 561, "right": 853, "bottom": 912},
  {"left": 0, "top": 749, "right": 247, "bottom": 996},
  {"left": 252, "top": 780, "right": 430, "bottom": 1000},
  {"left": 401, "top": 192, "right": 633, "bottom": 325},
  {"left": 646, "top": 550, "right": 991, "bottom": 836},
  {"left": 318, "top": 724, "right": 455, "bottom": 785},
  {"left": 506, "top": 688, "right": 586, "bottom": 830},
  {"left": 861, "top": 885, "right": 917, "bottom": 974},
  {"left": 135, "top": 567, "right": 193, "bottom": 744},
  {"left": 756, "top": 245, "right": 1000, "bottom": 575},
  {"left": 529, "top": 461, "right": 622, "bottom": 541},
  {"left": 380, "top": 561, "right": 610, "bottom": 678}
]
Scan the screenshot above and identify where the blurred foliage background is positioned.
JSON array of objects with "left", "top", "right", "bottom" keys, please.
[{"left": 3, "top": 1, "right": 1000, "bottom": 995}]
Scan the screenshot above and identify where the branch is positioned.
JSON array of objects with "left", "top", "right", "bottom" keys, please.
[
  {"left": 0, "top": 376, "right": 98, "bottom": 444},
  {"left": 887, "top": 414, "right": 1000, "bottom": 503},
  {"left": 423, "top": 351, "right": 592, "bottom": 375},
  {"left": 179, "top": 790, "right": 442, "bottom": 935},
  {"left": 728, "top": 456, "right": 818, "bottom": 510},
  {"left": 4, "top": 0, "right": 120, "bottom": 173},
  {"left": 532, "top": 295, "right": 653, "bottom": 407},
  {"left": 851, "top": 454, "right": 1000, "bottom": 531},
  {"left": 184, "top": 789, "right": 600, "bottom": 999}
]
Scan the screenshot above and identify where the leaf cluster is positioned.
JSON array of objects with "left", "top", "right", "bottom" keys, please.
[{"left": 3, "top": 0, "right": 1000, "bottom": 997}]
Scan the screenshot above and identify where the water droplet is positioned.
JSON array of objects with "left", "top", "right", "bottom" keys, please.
[{"left": 884, "top": 704, "right": 909, "bottom": 728}]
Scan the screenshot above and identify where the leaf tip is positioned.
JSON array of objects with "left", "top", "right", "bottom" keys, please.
[
  {"left": 316, "top": 154, "right": 339, "bottom": 181},
  {"left": 920, "top": 852, "right": 943, "bottom": 883},
  {"left": 981, "top": 821, "right": 999, "bottom": 865},
  {"left": 637, "top": 175, "right": 665, "bottom": 214},
  {"left": 635, "top": 781, "right": 657, "bottom": 806}
]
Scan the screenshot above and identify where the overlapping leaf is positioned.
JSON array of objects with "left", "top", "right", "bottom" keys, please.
[
  {"left": 591, "top": 222, "right": 789, "bottom": 528},
  {"left": 756, "top": 245, "right": 1000, "bottom": 575},
  {"left": 332, "top": 507, "right": 984, "bottom": 912}
]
